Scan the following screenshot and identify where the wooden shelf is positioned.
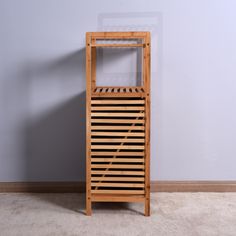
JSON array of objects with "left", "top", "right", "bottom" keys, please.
[
  {"left": 86, "top": 32, "right": 151, "bottom": 216},
  {"left": 91, "top": 43, "right": 144, "bottom": 48}
]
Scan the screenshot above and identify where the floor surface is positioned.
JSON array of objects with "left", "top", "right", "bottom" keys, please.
[{"left": 0, "top": 193, "right": 236, "bottom": 236}]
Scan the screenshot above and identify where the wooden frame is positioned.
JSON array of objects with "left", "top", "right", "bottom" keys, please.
[{"left": 86, "top": 32, "right": 151, "bottom": 216}]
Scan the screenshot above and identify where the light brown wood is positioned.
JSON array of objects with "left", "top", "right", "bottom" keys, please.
[
  {"left": 91, "top": 190, "right": 145, "bottom": 194},
  {"left": 91, "top": 145, "right": 144, "bottom": 150},
  {"left": 91, "top": 138, "right": 145, "bottom": 143},
  {"left": 91, "top": 183, "right": 145, "bottom": 188},
  {"left": 91, "top": 126, "right": 145, "bottom": 130},
  {"left": 91, "top": 170, "right": 145, "bottom": 176},
  {"left": 91, "top": 43, "right": 144, "bottom": 48},
  {"left": 91, "top": 100, "right": 145, "bottom": 104},
  {"left": 91, "top": 158, "right": 144, "bottom": 163},
  {"left": 91, "top": 132, "right": 145, "bottom": 137},
  {"left": 91, "top": 151, "right": 144, "bottom": 156},
  {"left": 86, "top": 32, "right": 151, "bottom": 216},
  {"left": 91, "top": 195, "right": 145, "bottom": 202},
  {"left": 144, "top": 32, "right": 151, "bottom": 216},
  {"left": 91, "top": 112, "right": 145, "bottom": 117},
  {"left": 86, "top": 32, "right": 92, "bottom": 216},
  {"left": 91, "top": 119, "right": 145, "bottom": 124},
  {"left": 91, "top": 177, "right": 145, "bottom": 181},
  {"left": 91, "top": 164, "right": 145, "bottom": 169},
  {"left": 91, "top": 38, "right": 96, "bottom": 90},
  {"left": 91, "top": 106, "right": 145, "bottom": 111}
]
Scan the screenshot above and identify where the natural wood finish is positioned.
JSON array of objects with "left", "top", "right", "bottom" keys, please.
[
  {"left": 91, "top": 190, "right": 145, "bottom": 194},
  {"left": 91, "top": 164, "right": 144, "bottom": 169},
  {"left": 91, "top": 132, "right": 145, "bottom": 137},
  {"left": 86, "top": 32, "right": 151, "bottom": 216},
  {"left": 91, "top": 158, "right": 144, "bottom": 163},
  {"left": 91, "top": 195, "right": 145, "bottom": 202},
  {"left": 91, "top": 38, "right": 96, "bottom": 91},
  {"left": 86, "top": 32, "right": 92, "bottom": 216},
  {"left": 91, "top": 183, "right": 144, "bottom": 188},
  {"left": 91, "top": 177, "right": 145, "bottom": 181},
  {"left": 91, "top": 138, "right": 145, "bottom": 143},
  {"left": 91, "top": 112, "right": 145, "bottom": 117},
  {"left": 91, "top": 100, "right": 145, "bottom": 104},
  {"left": 91, "top": 126, "right": 145, "bottom": 130},
  {"left": 91, "top": 106, "right": 145, "bottom": 111},
  {"left": 91, "top": 145, "right": 144, "bottom": 150},
  {"left": 91, "top": 119, "right": 145, "bottom": 124},
  {"left": 91, "top": 170, "right": 145, "bottom": 176},
  {"left": 91, "top": 151, "right": 144, "bottom": 156},
  {"left": 91, "top": 43, "right": 144, "bottom": 48},
  {"left": 144, "top": 32, "right": 151, "bottom": 216}
]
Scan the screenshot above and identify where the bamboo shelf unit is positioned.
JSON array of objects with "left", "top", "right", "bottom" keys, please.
[{"left": 86, "top": 32, "right": 151, "bottom": 216}]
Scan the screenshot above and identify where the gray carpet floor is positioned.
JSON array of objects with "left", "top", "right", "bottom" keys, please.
[{"left": 0, "top": 193, "right": 236, "bottom": 236}]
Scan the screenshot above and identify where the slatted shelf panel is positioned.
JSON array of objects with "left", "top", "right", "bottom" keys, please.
[{"left": 90, "top": 97, "right": 146, "bottom": 195}]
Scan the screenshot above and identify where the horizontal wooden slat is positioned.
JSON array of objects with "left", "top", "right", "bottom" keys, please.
[
  {"left": 91, "top": 113, "right": 144, "bottom": 117},
  {"left": 91, "top": 145, "right": 144, "bottom": 150},
  {"left": 91, "top": 119, "right": 144, "bottom": 124},
  {"left": 91, "top": 177, "right": 145, "bottom": 181},
  {"left": 91, "top": 44, "right": 144, "bottom": 48},
  {"left": 91, "top": 100, "right": 145, "bottom": 104},
  {"left": 94, "top": 86, "right": 145, "bottom": 89},
  {"left": 91, "top": 138, "right": 145, "bottom": 143},
  {"left": 92, "top": 93, "right": 145, "bottom": 98},
  {"left": 91, "top": 132, "right": 145, "bottom": 136},
  {"left": 91, "top": 195, "right": 145, "bottom": 202},
  {"left": 91, "top": 158, "right": 144, "bottom": 163},
  {"left": 91, "top": 152, "right": 144, "bottom": 156},
  {"left": 91, "top": 183, "right": 144, "bottom": 188},
  {"left": 91, "top": 106, "right": 145, "bottom": 111},
  {"left": 91, "top": 170, "right": 145, "bottom": 175},
  {"left": 91, "top": 164, "right": 144, "bottom": 169},
  {"left": 91, "top": 190, "right": 145, "bottom": 194},
  {"left": 91, "top": 126, "right": 144, "bottom": 130}
]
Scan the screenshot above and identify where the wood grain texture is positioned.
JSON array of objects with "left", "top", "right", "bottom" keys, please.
[{"left": 86, "top": 32, "right": 92, "bottom": 216}]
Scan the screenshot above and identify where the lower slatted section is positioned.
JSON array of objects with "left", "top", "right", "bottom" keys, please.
[{"left": 90, "top": 97, "right": 146, "bottom": 195}]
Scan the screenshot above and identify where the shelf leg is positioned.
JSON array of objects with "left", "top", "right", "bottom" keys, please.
[{"left": 86, "top": 197, "right": 92, "bottom": 216}]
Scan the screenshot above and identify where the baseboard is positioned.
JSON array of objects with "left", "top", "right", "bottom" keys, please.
[
  {"left": 0, "top": 182, "right": 85, "bottom": 193},
  {"left": 151, "top": 181, "right": 236, "bottom": 192},
  {"left": 0, "top": 181, "right": 236, "bottom": 193}
]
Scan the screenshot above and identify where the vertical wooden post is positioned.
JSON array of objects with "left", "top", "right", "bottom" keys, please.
[
  {"left": 86, "top": 32, "right": 92, "bottom": 216},
  {"left": 91, "top": 37, "right": 96, "bottom": 91},
  {"left": 144, "top": 32, "right": 151, "bottom": 216}
]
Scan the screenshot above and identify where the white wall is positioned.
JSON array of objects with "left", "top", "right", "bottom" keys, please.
[{"left": 0, "top": 0, "right": 236, "bottom": 181}]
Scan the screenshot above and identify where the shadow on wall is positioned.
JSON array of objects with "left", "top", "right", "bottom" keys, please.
[
  {"left": 23, "top": 48, "right": 86, "bottom": 181},
  {"left": 19, "top": 45, "right": 145, "bottom": 182},
  {"left": 25, "top": 92, "right": 86, "bottom": 181}
]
